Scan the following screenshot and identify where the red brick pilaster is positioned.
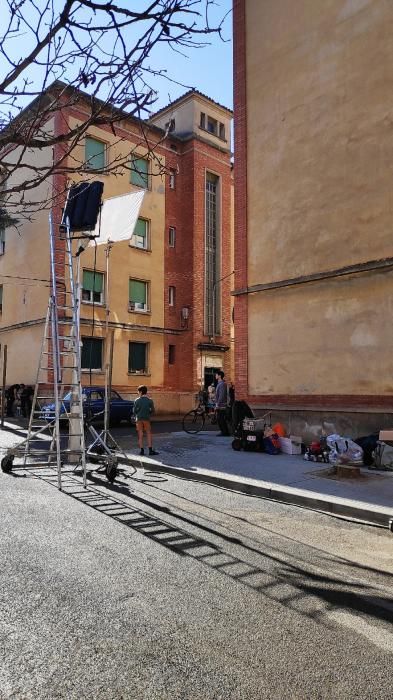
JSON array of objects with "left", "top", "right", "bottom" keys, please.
[{"left": 233, "top": 0, "right": 248, "bottom": 400}]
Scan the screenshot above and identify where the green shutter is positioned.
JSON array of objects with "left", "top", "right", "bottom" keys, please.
[
  {"left": 134, "top": 218, "right": 147, "bottom": 239},
  {"left": 0, "top": 286, "right": 3, "bottom": 304},
  {"left": 130, "top": 157, "right": 148, "bottom": 188},
  {"left": 81, "top": 337, "right": 102, "bottom": 369},
  {"left": 83, "top": 270, "right": 103, "bottom": 293},
  {"left": 85, "top": 137, "right": 105, "bottom": 170},
  {"left": 129, "top": 279, "right": 147, "bottom": 304},
  {"left": 129, "top": 342, "right": 146, "bottom": 372}
]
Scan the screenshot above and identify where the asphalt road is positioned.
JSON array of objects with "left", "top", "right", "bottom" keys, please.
[{"left": 1, "top": 438, "right": 393, "bottom": 700}]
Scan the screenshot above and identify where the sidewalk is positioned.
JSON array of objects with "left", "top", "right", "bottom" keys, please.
[
  {"left": 123, "top": 431, "right": 393, "bottom": 528},
  {"left": 1, "top": 420, "right": 393, "bottom": 528}
]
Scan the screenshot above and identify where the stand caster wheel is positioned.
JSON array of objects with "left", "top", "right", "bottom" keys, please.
[
  {"left": 1, "top": 455, "right": 14, "bottom": 473},
  {"left": 105, "top": 462, "right": 117, "bottom": 482}
]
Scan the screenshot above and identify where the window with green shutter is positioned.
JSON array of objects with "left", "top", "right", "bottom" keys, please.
[
  {"left": 128, "top": 342, "right": 148, "bottom": 374},
  {"left": 82, "top": 269, "right": 104, "bottom": 304},
  {"left": 81, "top": 337, "right": 103, "bottom": 370},
  {"left": 130, "top": 157, "right": 149, "bottom": 188},
  {"left": 129, "top": 279, "right": 148, "bottom": 312},
  {"left": 85, "top": 137, "right": 106, "bottom": 170},
  {"left": 130, "top": 218, "right": 148, "bottom": 249}
]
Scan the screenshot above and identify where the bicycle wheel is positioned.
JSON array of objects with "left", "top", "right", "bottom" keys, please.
[{"left": 182, "top": 410, "right": 205, "bottom": 434}]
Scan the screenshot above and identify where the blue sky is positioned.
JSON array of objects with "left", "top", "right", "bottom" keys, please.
[
  {"left": 1, "top": 0, "right": 233, "bottom": 122},
  {"left": 140, "top": 0, "right": 233, "bottom": 113}
]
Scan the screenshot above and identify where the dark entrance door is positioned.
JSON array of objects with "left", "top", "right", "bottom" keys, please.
[{"left": 204, "top": 366, "right": 221, "bottom": 389}]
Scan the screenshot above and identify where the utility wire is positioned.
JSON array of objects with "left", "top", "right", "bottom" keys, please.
[{"left": 0, "top": 273, "right": 50, "bottom": 283}]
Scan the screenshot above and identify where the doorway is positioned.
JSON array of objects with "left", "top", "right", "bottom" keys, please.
[{"left": 204, "top": 366, "right": 221, "bottom": 389}]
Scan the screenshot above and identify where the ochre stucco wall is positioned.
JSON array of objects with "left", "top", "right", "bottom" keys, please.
[
  {"left": 69, "top": 119, "right": 166, "bottom": 390},
  {"left": 245, "top": 0, "right": 393, "bottom": 397},
  {"left": 0, "top": 133, "right": 54, "bottom": 384}
]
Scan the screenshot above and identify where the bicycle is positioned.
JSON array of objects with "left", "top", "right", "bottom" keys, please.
[{"left": 182, "top": 399, "right": 217, "bottom": 434}]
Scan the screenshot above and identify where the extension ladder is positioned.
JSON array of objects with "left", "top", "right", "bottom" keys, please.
[{"left": 21, "top": 212, "right": 87, "bottom": 489}]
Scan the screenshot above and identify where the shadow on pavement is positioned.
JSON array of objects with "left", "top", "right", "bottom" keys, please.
[{"left": 14, "top": 463, "right": 393, "bottom": 632}]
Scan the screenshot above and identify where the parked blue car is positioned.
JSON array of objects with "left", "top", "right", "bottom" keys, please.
[{"left": 42, "top": 386, "right": 135, "bottom": 425}]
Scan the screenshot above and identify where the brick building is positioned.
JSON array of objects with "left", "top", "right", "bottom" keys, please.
[{"left": 0, "top": 86, "right": 233, "bottom": 413}]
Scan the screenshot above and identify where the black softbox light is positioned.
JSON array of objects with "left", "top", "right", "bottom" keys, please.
[{"left": 60, "top": 181, "right": 104, "bottom": 233}]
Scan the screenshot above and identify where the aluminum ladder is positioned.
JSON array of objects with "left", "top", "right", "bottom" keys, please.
[{"left": 22, "top": 212, "right": 87, "bottom": 489}]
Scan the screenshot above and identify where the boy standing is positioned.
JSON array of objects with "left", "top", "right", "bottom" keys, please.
[{"left": 134, "top": 385, "right": 159, "bottom": 457}]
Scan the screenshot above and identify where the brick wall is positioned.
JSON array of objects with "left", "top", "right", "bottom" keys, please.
[
  {"left": 164, "top": 138, "right": 233, "bottom": 392},
  {"left": 233, "top": 0, "right": 248, "bottom": 400}
]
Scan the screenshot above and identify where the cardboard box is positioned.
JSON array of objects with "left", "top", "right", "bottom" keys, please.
[
  {"left": 279, "top": 435, "right": 302, "bottom": 455},
  {"left": 379, "top": 430, "right": 393, "bottom": 441}
]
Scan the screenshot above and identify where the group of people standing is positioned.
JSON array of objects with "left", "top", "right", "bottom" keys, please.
[{"left": 5, "top": 384, "right": 34, "bottom": 418}]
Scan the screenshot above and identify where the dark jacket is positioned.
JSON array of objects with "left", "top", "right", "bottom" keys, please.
[{"left": 215, "top": 379, "right": 228, "bottom": 409}]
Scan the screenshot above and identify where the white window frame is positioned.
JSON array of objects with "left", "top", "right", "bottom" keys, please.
[
  {"left": 169, "top": 168, "right": 176, "bottom": 190},
  {"left": 130, "top": 218, "right": 150, "bottom": 250},
  {"left": 169, "top": 226, "right": 176, "bottom": 248},
  {"left": 168, "top": 285, "right": 176, "bottom": 307},
  {"left": 81, "top": 270, "right": 105, "bottom": 305},
  {"left": 129, "top": 278, "right": 149, "bottom": 313}
]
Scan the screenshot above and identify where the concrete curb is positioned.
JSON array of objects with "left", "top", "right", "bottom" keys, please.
[{"left": 119, "top": 455, "right": 393, "bottom": 528}]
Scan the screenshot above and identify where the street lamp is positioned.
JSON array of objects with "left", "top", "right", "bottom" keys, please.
[{"left": 211, "top": 270, "right": 236, "bottom": 345}]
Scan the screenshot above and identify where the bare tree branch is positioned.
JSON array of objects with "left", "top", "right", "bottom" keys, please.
[{"left": 0, "top": 0, "right": 226, "bottom": 217}]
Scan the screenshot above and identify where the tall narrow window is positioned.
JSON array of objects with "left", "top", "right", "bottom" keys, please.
[
  {"left": 168, "top": 344, "right": 176, "bottom": 365},
  {"left": 82, "top": 270, "right": 104, "bottom": 304},
  {"left": 205, "top": 172, "right": 220, "bottom": 336},
  {"left": 0, "top": 285, "right": 3, "bottom": 313},
  {"left": 169, "top": 168, "right": 176, "bottom": 189},
  {"left": 0, "top": 228, "right": 5, "bottom": 255},
  {"left": 200, "top": 112, "right": 206, "bottom": 129},
  {"left": 129, "top": 279, "right": 149, "bottom": 312},
  {"left": 168, "top": 286, "right": 176, "bottom": 307},
  {"left": 131, "top": 218, "right": 149, "bottom": 250},
  {"left": 129, "top": 342, "right": 149, "bottom": 374},
  {"left": 168, "top": 226, "right": 176, "bottom": 248},
  {"left": 85, "top": 137, "right": 106, "bottom": 170},
  {"left": 130, "top": 157, "right": 149, "bottom": 189},
  {"left": 81, "top": 337, "right": 103, "bottom": 370}
]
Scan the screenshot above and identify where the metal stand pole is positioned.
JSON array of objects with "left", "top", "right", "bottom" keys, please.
[
  {"left": 103, "top": 241, "right": 113, "bottom": 440},
  {"left": 1, "top": 344, "right": 6, "bottom": 429}
]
